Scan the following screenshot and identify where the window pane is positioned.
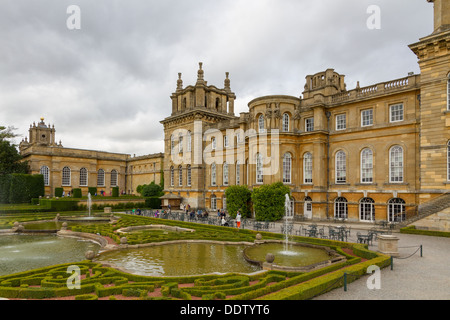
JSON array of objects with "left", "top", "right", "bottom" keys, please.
[
  {"left": 97, "top": 169, "right": 105, "bottom": 186},
  {"left": 390, "top": 104, "right": 404, "bottom": 122},
  {"left": 283, "top": 153, "right": 291, "bottom": 183},
  {"left": 62, "top": 167, "right": 71, "bottom": 186},
  {"left": 336, "top": 114, "right": 346, "bottom": 130},
  {"left": 111, "top": 170, "right": 118, "bottom": 187},
  {"left": 304, "top": 153, "right": 312, "bottom": 183},
  {"left": 336, "top": 151, "right": 346, "bottom": 183},
  {"left": 361, "top": 149, "right": 373, "bottom": 183},
  {"left": 362, "top": 109, "right": 373, "bottom": 126},
  {"left": 256, "top": 154, "right": 263, "bottom": 183}
]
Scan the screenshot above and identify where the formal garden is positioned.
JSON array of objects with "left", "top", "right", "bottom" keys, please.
[
  {"left": 0, "top": 207, "right": 393, "bottom": 300},
  {"left": 0, "top": 125, "right": 392, "bottom": 300}
]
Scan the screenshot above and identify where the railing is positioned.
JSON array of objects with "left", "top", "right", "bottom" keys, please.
[{"left": 330, "top": 75, "right": 416, "bottom": 105}]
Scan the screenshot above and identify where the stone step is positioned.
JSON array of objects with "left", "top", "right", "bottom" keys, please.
[{"left": 398, "top": 193, "right": 450, "bottom": 227}]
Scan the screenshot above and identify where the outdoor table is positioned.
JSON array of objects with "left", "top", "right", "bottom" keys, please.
[
  {"left": 357, "top": 233, "right": 372, "bottom": 245},
  {"left": 305, "top": 229, "right": 317, "bottom": 237}
]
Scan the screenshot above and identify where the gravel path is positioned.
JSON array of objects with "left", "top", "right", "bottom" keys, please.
[{"left": 313, "top": 231, "right": 450, "bottom": 300}]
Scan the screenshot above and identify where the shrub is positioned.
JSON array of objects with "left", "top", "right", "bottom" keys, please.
[
  {"left": 252, "top": 182, "right": 291, "bottom": 221},
  {"left": 39, "top": 198, "right": 79, "bottom": 211},
  {"left": 88, "top": 187, "right": 97, "bottom": 196},
  {"left": 138, "top": 182, "right": 164, "bottom": 197},
  {"left": 145, "top": 197, "right": 162, "bottom": 209},
  {"left": 55, "top": 187, "right": 63, "bottom": 198},
  {"left": 0, "top": 173, "right": 44, "bottom": 204},
  {"left": 75, "top": 294, "right": 98, "bottom": 300},
  {"left": 72, "top": 188, "right": 82, "bottom": 198},
  {"left": 225, "top": 185, "right": 252, "bottom": 218},
  {"left": 112, "top": 187, "right": 119, "bottom": 197}
]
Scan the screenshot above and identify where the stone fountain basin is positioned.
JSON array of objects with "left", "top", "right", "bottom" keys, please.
[
  {"left": 243, "top": 240, "right": 346, "bottom": 272},
  {"left": 115, "top": 224, "right": 195, "bottom": 234}
]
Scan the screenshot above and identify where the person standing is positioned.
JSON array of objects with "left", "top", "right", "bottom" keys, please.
[{"left": 236, "top": 211, "right": 241, "bottom": 229}]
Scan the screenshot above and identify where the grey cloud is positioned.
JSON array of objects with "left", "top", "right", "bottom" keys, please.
[{"left": 0, "top": 0, "right": 433, "bottom": 156}]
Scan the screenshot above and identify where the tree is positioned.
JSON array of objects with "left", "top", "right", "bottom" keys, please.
[
  {"left": 0, "top": 125, "right": 29, "bottom": 174},
  {"left": 224, "top": 185, "right": 252, "bottom": 218},
  {"left": 251, "top": 182, "right": 291, "bottom": 221},
  {"left": 137, "top": 181, "right": 164, "bottom": 197}
]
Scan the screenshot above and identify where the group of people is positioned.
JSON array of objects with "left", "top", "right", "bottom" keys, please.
[{"left": 130, "top": 203, "right": 242, "bottom": 229}]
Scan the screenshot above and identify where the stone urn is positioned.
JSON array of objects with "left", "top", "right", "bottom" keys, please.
[
  {"left": 255, "top": 233, "right": 262, "bottom": 241},
  {"left": 265, "top": 253, "right": 275, "bottom": 264},
  {"left": 61, "top": 222, "right": 68, "bottom": 231},
  {"left": 85, "top": 250, "right": 95, "bottom": 260},
  {"left": 120, "top": 237, "right": 128, "bottom": 245}
]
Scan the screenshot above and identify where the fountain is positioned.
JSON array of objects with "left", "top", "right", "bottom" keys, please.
[
  {"left": 88, "top": 192, "right": 92, "bottom": 217},
  {"left": 281, "top": 194, "right": 295, "bottom": 255}
]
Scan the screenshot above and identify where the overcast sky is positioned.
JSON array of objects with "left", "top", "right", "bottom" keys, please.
[{"left": 0, "top": 0, "right": 433, "bottom": 156}]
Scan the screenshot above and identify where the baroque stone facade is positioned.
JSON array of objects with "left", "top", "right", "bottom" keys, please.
[
  {"left": 19, "top": 118, "right": 163, "bottom": 196},
  {"left": 19, "top": 0, "right": 449, "bottom": 224},
  {"left": 160, "top": 0, "right": 449, "bottom": 222}
]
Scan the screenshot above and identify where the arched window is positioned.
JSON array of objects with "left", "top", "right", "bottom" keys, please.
[
  {"left": 361, "top": 148, "right": 373, "bottom": 183},
  {"left": 258, "top": 115, "right": 265, "bottom": 133},
  {"left": 170, "top": 166, "right": 174, "bottom": 187},
  {"left": 211, "top": 163, "right": 216, "bottom": 186},
  {"left": 62, "top": 167, "right": 71, "bottom": 186},
  {"left": 97, "top": 169, "right": 105, "bottom": 187},
  {"left": 388, "top": 198, "right": 406, "bottom": 222},
  {"left": 389, "top": 145, "right": 403, "bottom": 183},
  {"left": 256, "top": 153, "right": 263, "bottom": 184},
  {"left": 223, "top": 162, "right": 229, "bottom": 185},
  {"left": 110, "top": 169, "right": 118, "bottom": 187},
  {"left": 282, "top": 113, "right": 290, "bottom": 132},
  {"left": 282, "top": 153, "right": 292, "bottom": 184},
  {"left": 178, "top": 133, "right": 183, "bottom": 153},
  {"left": 79, "top": 168, "right": 88, "bottom": 187},
  {"left": 359, "top": 197, "right": 375, "bottom": 221},
  {"left": 303, "top": 152, "right": 313, "bottom": 184},
  {"left": 236, "top": 160, "right": 241, "bottom": 185},
  {"left": 211, "top": 137, "right": 216, "bottom": 150},
  {"left": 187, "top": 131, "right": 192, "bottom": 152},
  {"left": 178, "top": 165, "right": 183, "bottom": 186},
  {"left": 40, "top": 166, "right": 50, "bottom": 186},
  {"left": 170, "top": 134, "right": 175, "bottom": 154},
  {"left": 187, "top": 165, "right": 191, "bottom": 186},
  {"left": 211, "top": 194, "right": 217, "bottom": 210},
  {"left": 335, "top": 151, "right": 346, "bottom": 184},
  {"left": 334, "top": 197, "right": 348, "bottom": 220}
]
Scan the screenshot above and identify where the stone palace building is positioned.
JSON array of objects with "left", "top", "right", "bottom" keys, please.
[{"left": 20, "top": 0, "right": 450, "bottom": 225}]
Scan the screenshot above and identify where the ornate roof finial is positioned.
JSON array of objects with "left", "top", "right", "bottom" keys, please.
[
  {"left": 196, "top": 62, "right": 204, "bottom": 84},
  {"left": 224, "top": 72, "right": 231, "bottom": 90},
  {"left": 177, "top": 72, "right": 183, "bottom": 90}
]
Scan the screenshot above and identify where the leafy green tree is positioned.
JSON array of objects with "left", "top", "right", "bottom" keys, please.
[
  {"left": 224, "top": 185, "right": 252, "bottom": 218},
  {"left": 137, "top": 181, "right": 164, "bottom": 197},
  {"left": 0, "top": 125, "right": 29, "bottom": 174},
  {"left": 251, "top": 182, "right": 290, "bottom": 221}
]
